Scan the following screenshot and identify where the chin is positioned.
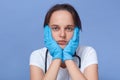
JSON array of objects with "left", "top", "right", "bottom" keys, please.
[{"left": 60, "top": 45, "right": 66, "bottom": 49}]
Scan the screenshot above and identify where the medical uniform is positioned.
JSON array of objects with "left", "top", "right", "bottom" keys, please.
[{"left": 30, "top": 46, "right": 98, "bottom": 80}]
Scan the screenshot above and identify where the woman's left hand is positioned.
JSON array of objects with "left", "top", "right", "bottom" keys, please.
[{"left": 63, "top": 27, "right": 80, "bottom": 62}]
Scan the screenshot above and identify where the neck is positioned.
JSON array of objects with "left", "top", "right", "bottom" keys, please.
[{"left": 60, "top": 63, "right": 66, "bottom": 68}]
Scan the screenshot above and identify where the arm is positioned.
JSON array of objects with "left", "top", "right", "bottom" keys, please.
[
  {"left": 65, "top": 60, "right": 98, "bottom": 80},
  {"left": 30, "top": 59, "right": 61, "bottom": 80},
  {"left": 63, "top": 27, "right": 98, "bottom": 80},
  {"left": 65, "top": 60, "right": 87, "bottom": 80},
  {"left": 31, "top": 25, "right": 62, "bottom": 80},
  {"left": 84, "top": 64, "right": 98, "bottom": 80},
  {"left": 30, "top": 65, "right": 44, "bottom": 80},
  {"left": 43, "top": 59, "right": 61, "bottom": 80}
]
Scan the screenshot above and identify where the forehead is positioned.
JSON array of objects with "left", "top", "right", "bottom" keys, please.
[
  {"left": 50, "top": 10, "right": 72, "bottom": 19},
  {"left": 49, "top": 10, "right": 74, "bottom": 25}
]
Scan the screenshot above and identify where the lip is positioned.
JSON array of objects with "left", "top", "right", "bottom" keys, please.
[{"left": 57, "top": 40, "right": 67, "bottom": 45}]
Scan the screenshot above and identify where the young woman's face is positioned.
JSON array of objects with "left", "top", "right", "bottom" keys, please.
[{"left": 49, "top": 10, "right": 75, "bottom": 48}]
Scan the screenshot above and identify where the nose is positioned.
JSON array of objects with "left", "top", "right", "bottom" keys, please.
[{"left": 60, "top": 29, "right": 66, "bottom": 38}]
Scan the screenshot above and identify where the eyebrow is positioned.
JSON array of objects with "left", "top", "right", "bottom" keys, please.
[
  {"left": 50, "top": 24, "right": 59, "bottom": 27},
  {"left": 66, "top": 25, "right": 74, "bottom": 27},
  {"left": 50, "top": 24, "right": 74, "bottom": 27}
]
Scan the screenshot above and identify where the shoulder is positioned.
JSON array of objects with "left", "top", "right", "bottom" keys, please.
[
  {"left": 29, "top": 47, "right": 48, "bottom": 70},
  {"left": 76, "top": 45, "right": 97, "bottom": 57},
  {"left": 31, "top": 47, "right": 47, "bottom": 56},
  {"left": 30, "top": 47, "right": 48, "bottom": 65},
  {"left": 77, "top": 45, "right": 96, "bottom": 52}
]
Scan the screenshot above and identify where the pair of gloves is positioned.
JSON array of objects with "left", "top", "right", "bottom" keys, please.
[{"left": 44, "top": 25, "right": 79, "bottom": 62}]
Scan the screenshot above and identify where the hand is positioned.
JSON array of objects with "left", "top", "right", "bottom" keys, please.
[
  {"left": 63, "top": 27, "right": 80, "bottom": 61},
  {"left": 44, "top": 25, "right": 63, "bottom": 60}
]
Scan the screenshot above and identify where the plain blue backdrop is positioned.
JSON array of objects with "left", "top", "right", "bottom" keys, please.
[{"left": 0, "top": 0, "right": 120, "bottom": 80}]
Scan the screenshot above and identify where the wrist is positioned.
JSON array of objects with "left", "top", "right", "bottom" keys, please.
[
  {"left": 64, "top": 59, "right": 73, "bottom": 64},
  {"left": 63, "top": 52, "right": 73, "bottom": 62},
  {"left": 52, "top": 58, "right": 62, "bottom": 64}
]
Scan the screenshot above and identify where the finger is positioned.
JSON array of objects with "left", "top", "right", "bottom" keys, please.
[
  {"left": 72, "top": 26, "right": 79, "bottom": 41},
  {"left": 47, "top": 25, "right": 54, "bottom": 41},
  {"left": 44, "top": 25, "right": 49, "bottom": 41}
]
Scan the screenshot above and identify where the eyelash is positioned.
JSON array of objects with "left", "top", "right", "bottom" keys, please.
[
  {"left": 65, "top": 27, "right": 74, "bottom": 32},
  {"left": 52, "top": 26, "right": 59, "bottom": 31},
  {"left": 51, "top": 26, "right": 74, "bottom": 32}
]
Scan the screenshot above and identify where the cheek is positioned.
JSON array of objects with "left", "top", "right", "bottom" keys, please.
[{"left": 67, "top": 32, "right": 73, "bottom": 41}]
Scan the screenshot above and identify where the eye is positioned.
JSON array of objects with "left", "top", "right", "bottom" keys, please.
[
  {"left": 51, "top": 26, "right": 60, "bottom": 31},
  {"left": 65, "top": 26, "right": 74, "bottom": 32}
]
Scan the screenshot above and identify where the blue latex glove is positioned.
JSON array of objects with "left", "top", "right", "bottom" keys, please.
[
  {"left": 63, "top": 27, "right": 80, "bottom": 61},
  {"left": 44, "top": 25, "right": 63, "bottom": 60}
]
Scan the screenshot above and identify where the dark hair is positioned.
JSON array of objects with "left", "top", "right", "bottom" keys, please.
[{"left": 44, "top": 3, "right": 82, "bottom": 30}]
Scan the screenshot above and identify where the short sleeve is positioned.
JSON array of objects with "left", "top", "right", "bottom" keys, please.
[
  {"left": 29, "top": 49, "right": 45, "bottom": 71},
  {"left": 83, "top": 46, "right": 98, "bottom": 70}
]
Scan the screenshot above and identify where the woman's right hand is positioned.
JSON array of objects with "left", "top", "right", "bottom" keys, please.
[{"left": 44, "top": 25, "right": 63, "bottom": 60}]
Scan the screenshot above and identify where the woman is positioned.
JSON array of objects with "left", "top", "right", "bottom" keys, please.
[{"left": 30, "top": 3, "right": 98, "bottom": 80}]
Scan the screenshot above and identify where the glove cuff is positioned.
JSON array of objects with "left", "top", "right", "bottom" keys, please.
[
  {"left": 52, "top": 52, "right": 62, "bottom": 60},
  {"left": 63, "top": 52, "right": 73, "bottom": 62}
]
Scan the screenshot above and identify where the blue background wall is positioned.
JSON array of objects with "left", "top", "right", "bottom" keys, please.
[{"left": 0, "top": 0, "right": 120, "bottom": 80}]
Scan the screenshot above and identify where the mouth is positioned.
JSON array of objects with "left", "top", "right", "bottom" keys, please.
[{"left": 57, "top": 40, "right": 67, "bottom": 45}]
